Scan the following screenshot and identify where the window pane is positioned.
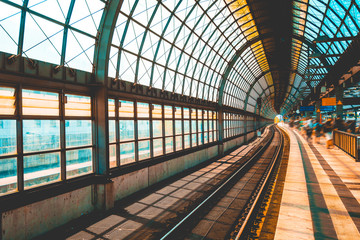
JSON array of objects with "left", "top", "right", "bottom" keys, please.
[
  {"left": 184, "top": 135, "right": 190, "bottom": 149},
  {"left": 119, "top": 100, "right": 134, "bottom": 118},
  {"left": 175, "top": 136, "right": 182, "bottom": 151},
  {"left": 0, "top": 87, "right": 15, "bottom": 115},
  {"left": 65, "top": 94, "right": 91, "bottom": 117},
  {"left": 109, "top": 120, "right": 116, "bottom": 143},
  {"left": 137, "top": 102, "right": 149, "bottom": 118},
  {"left": 191, "top": 120, "right": 197, "bottom": 133},
  {"left": 66, "top": 148, "right": 92, "bottom": 179},
  {"left": 165, "top": 120, "right": 173, "bottom": 136},
  {"left": 204, "top": 132, "right": 208, "bottom": 144},
  {"left": 192, "top": 134, "right": 197, "bottom": 147},
  {"left": 109, "top": 144, "right": 117, "bottom": 168},
  {"left": 175, "top": 120, "right": 182, "bottom": 135},
  {"left": 138, "top": 140, "right": 150, "bottom": 160},
  {"left": 191, "top": 108, "right": 197, "bottom": 119},
  {"left": 184, "top": 120, "right": 190, "bottom": 134},
  {"left": 0, "top": 157, "right": 17, "bottom": 195},
  {"left": 0, "top": 120, "right": 16, "bottom": 156},
  {"left": 209, "top": 132, "right": 213, "bottom": 142},
  {"left": 164, "top": 105, "right": 172, "bottom": 118},
  {"left": 198, "top": 133, "right": 203, "bottom": 145},
  {"left": 183, "top": 108, "right": 189, "bottom": 119},
  {"left": 152, "top": 104, "right": 162, "bottom": 118},
  {"left": 108, "top": 99, "right": 115, "bottom": 117},
  {"left": 165, "top": 137, "right": 173, "bottom": 153},
  {"left": 22, "top": 89, "right": 59, "bottom": 116},
  {"left": 198, "top": 120, "right": 203, "bottom": 132},
  {"left": 153, "top": 138, "right": 163, "bottom": 157},
  {"left": 204, "top": 120, "right": 208, "bottom": 132},
  {"left": 138, "top": 120, "right": 150, "bottom": 139},
  {"left": 153, "top": 120, "right": 162, "bottom": 138},
  {"left": 24, "top": 152, "right": 60, "bottom": 189},
  {"left": 23, "top": 120, "right": 60, "bottom": 153},
  {"left": 175, "top": 107, "right": 182, "bottom": 119},
  {"left": 120, "top": 142, "right": 135, "bottom": 164},
  {"left": 119, "top": 120, "right": 134, "bottom": 141},
  {"left": 66, "top": 120, "right": 92, "bottom": 147}
]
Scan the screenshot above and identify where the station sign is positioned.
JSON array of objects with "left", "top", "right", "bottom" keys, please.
[
  {"left": 320, "top": 106, "right": 335, "bottom": 112},
  {"left": 299, "top": 106, "right": 315, "bottom": 111},
  {"left": 322, "top": 97, "right": 336, "bottom": 106}
]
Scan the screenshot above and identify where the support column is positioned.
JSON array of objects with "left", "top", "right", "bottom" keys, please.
[
  {"left": 93, "top": 86, "right": 114, "bottom": 211},
  {"left": 336, "top": 84, "right": 344, "bottom": 119},
  {"left": 218, "top": 108, "right": 224, "bottom": 156}
]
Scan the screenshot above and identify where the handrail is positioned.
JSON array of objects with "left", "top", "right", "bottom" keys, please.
[{"left": 333, "top": 130, "right": 360, "bottom": 162}]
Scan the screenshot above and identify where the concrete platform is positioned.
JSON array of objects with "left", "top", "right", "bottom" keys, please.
[{"left": 275, "top": 125, "right": 360, "bottom": 239}]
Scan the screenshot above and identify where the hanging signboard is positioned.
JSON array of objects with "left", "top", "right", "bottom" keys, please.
[
  {"left": 322, "top": 97, "right": 336, "bottom": 106},
  {"left": 300, "top": 106, "right": 315, "bottom": 111},
  {"left": 320, "top": 106, "right": 335, "bottom": 112}
]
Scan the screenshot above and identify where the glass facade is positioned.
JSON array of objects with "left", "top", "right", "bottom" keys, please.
[
  {"left": 0, "top": 87, "right": 93, "bottom": 195},
  {"left": 108, "top": 98, "right": 219, "bottom": 168}
]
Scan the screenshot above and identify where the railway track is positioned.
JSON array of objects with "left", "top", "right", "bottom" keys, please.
[{"left": 160, "top": 125, "right": 285, "bottom": 240}]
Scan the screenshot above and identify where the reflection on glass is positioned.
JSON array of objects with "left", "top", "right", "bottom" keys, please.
[
  {"left": 138, "top": 120, "right": 150, "bottom": 139},
  {"left": 204, "top": 132, "right": 208, "bottom": 144},
  {"left": 0, "top": 157, "right": 17, "bottom": 195},
  {"left": 152, "top": 104, "right": 162, "bottom": 118},
  {"left": 109, "top": 120, "right": 116, "bottom": 143},
  {"left": 165, "top": 137, "right": 173, "bottom": 153},
  {"left": 165, "top": 120, "right": 173, "bottom": 136},
  {"left": 137, "top": 102, "right": 149, "bottom": 118},
  {"left": 138, "top": 140, "right": 150, "bottom": 160},
  {"left": 65, "top": 120, "right": 92, "bottom": 147},
  {"left": 65, "top": 94, "right": 91, "bottom": 117},
  {"left": 66, "top": 148, "right": 93, "bottom": 178},
  {"left": 153, "top": 138, "right": 163, "bottom": 157},
  {"left": 175, "top": 136, "right": 182, "bottom": 151},
  {"left": 24, "top": 152, "right": 60, "bottom": 189},
  {"left": 0, "top": 120, "right": 16, "bottom": 156},
  {"left": 192, "top": 134, "right": 197, "bottom": 147},
  {"left": 0, "top": 87, "right": 15, "bottom": 115},
  {"left": 184, "top": 135, "right": 190, "bottom": 149},
  {"left": 164, "top": 105, "right": 172, "bottom": 118},
  {"left": 109, "top": 144, "right": 117, "bottom": 168},
  {"left": 198, "top": 133, "right": 203, "bottom": 145},
  {"left": 175, "top": 120, "right": 182, "bottom": 135},
  {"left": 184, "top": 120, "right": 190, "bottom": 134},
  {"left": 23, "top": 120, "right": 60, "bottom": 153},
  {"left": 191, "top": 120, "right": 197, "bottom": 134},
  {"left": 119, "top": 100, "right": 134, "bottom": 118},
  {"left": 22, "top": 89, "right": 59, "bottom": 116},
  {"left": 108, "top": 99, "right": 115, "bottom": 117},
  {"left": 153, "top": 120, "right": 162, "bottom": 138},
  {"left": 175, "top": 107, "right": 182, "bottom": 119},
  {"left": 183, "top": 108, "right": 189, "bottom": 119},
  {"left": 120, "top": 142, "right": 135, "bottom": 164},
  {"left": 119, "top": 120, "right": 134, "bottom": 141}
]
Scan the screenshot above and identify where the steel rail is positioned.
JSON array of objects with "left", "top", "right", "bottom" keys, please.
[
  {"left": 160, "top": 125, "right": 275, "bottom": 240},
  {"left": 234, "top": 125, "right": 284, "bottom": 240}
]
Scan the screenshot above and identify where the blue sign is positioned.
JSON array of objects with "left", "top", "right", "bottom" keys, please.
[
  {"left": 300, "top": 106, "right": 315, "bottom": 111},
  {"left": 320, "top": 106, "right": 335, "bottom": 112}
]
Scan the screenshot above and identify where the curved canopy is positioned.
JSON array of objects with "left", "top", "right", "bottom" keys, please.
[{"left": 0, "top": 0, "right": 359, "bottom": 119}]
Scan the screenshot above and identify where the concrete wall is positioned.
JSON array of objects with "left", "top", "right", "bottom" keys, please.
[{"left": 2, "top": 186, "right": 94, "bottom": 239}]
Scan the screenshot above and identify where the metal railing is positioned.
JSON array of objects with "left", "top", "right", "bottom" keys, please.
[{"left": 333, "top": 130, "right": 360, "bottom": 161}]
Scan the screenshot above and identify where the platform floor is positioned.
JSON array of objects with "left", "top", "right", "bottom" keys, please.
[{"left": 275, "top": 125, "right": 360, "bottom": 240}]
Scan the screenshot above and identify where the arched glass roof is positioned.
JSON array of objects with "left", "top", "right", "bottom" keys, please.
[
  {"left": 1, "top": 0, "right": 359, "bottom": 118},
  {"left": 283, "top": 0, "right": 360, "bottom": 114}
]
